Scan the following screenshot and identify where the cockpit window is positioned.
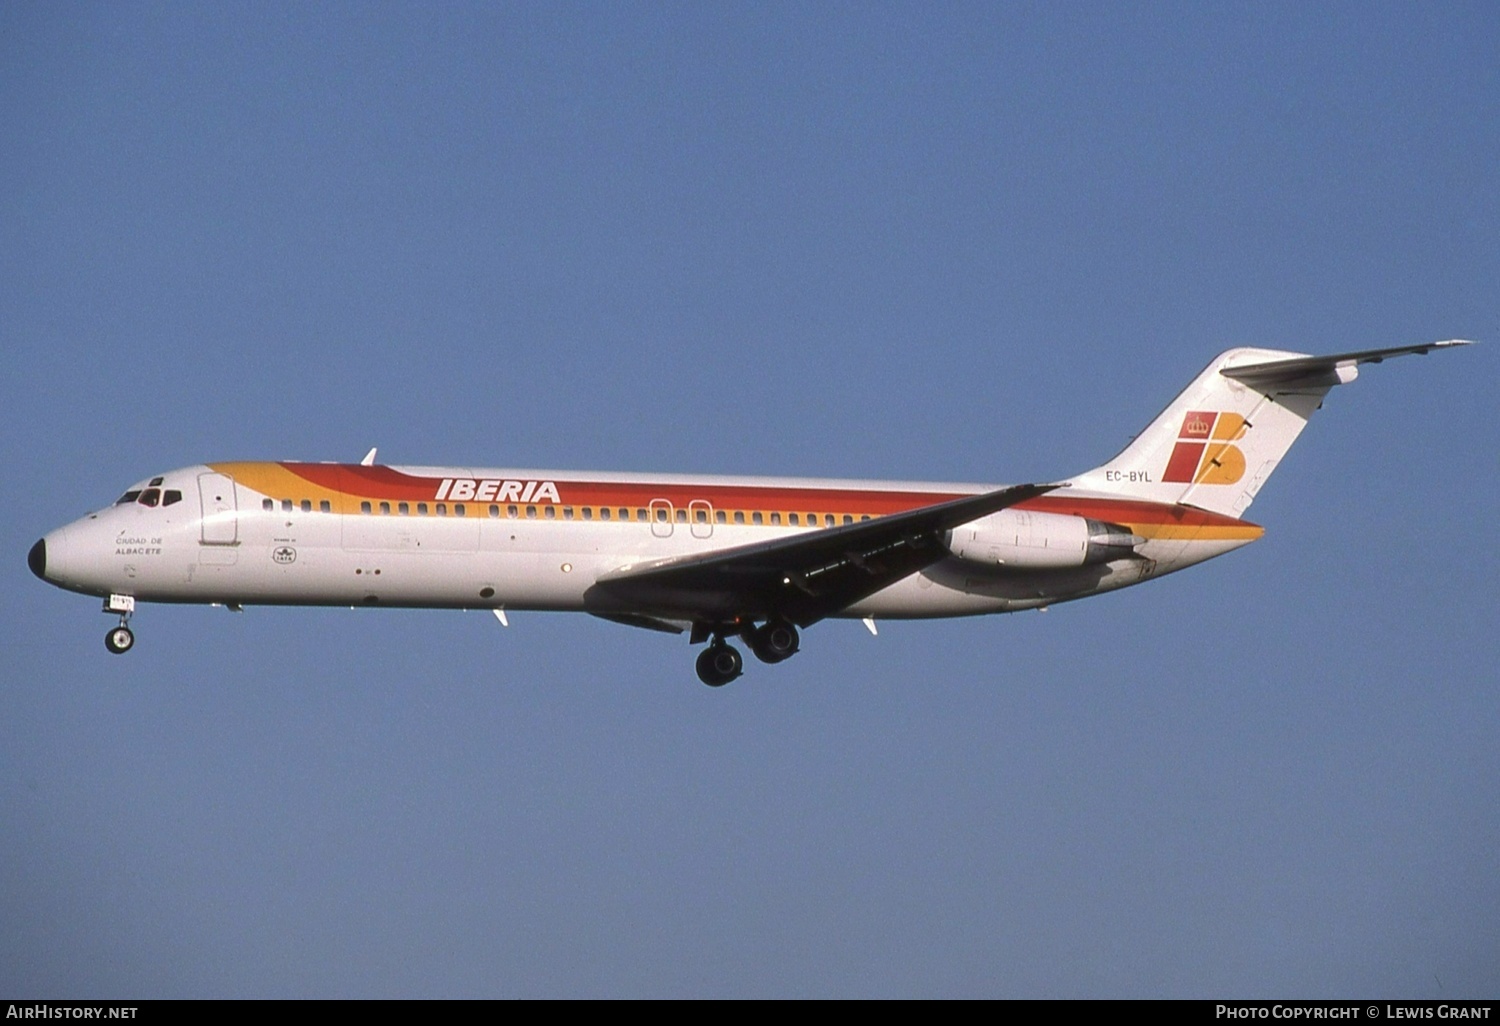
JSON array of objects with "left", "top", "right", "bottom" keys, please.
[
  {"left": 116, "top": 490, "right": 143, "bottom": 505},
  {"left": 149, "top": 477, "right": 164, "bottom": 487},
  {"left": 138, "top": 488, "right": 161, "bottom": 507},
  {"left": 162, "top": 489, "right": 183, "bottom": 506}
]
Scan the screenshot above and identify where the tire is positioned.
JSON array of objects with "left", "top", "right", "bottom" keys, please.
[
  {"left": 105, "top": 626, "right": 135, "bottom": 655},
  {"left": 696, "top": 643, "right": 743, "bottom": 687},
  {"left": 749, "top": 621, "right": 799, "bottom": 664}
]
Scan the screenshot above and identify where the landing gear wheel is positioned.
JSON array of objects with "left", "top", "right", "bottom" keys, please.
[
  {"left": 749, "top": 620, "right": 800, "bottom": 664},
  {"left": 105, "top": 626, "right": 135, "bottom": 655},
  {"left": 695, "top": 643, "right": 743, "bottom": 687}
]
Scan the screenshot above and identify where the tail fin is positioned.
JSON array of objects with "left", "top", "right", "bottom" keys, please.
[{"left": 1069, "top": 341, "right": 1472, "bottom": 517}]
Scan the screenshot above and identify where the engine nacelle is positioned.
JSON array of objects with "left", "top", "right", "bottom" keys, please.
[{"left": 944, "top": 509, "right": 1143, "bottom": 570}]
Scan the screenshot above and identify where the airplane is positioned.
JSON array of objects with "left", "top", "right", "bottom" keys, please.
[{"left": 29, "top": 341, "right": 1470, "bottom": 686}]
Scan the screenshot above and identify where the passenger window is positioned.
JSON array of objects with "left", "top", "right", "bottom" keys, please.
[
  {"left": 488, "top": 504, "right": 499, "bottom": 518},
  {"left": 860, "top": 515, "right": 871, "bottom": 521},
  {"left": 751, "top": 512, "right": 762, "bottom": 525},
  {"left": 582, "top": 508, "right": 593, "bottom": 520},
  {"left": 825, "top": 514, "right": 835, "bottom": 527},
  {"left": 675, "top": 509, "right": 687, "bottom": 523},
  {"left": 789, "top": 513, "right": 799, "bottom": 525},
  {"left": 301, "top": 500, "right": 313, "bottom": 513},
  {"left": 563, "top": 507, "right": 574, "bottom": 520},
  {"left": 655, "top": 508, "right": 668, "bottom": 523},
  {"left": 526, "top": 506, "right": 536, "bottom": 518},
  {"left": 282, "top": 499, "right": 293, "bottom": 513},
  {"left": 637, "top": 509, "right": 648, "bottom": 521},
  {"left": 262, "top": 498, "right": 274, "bottom": 511},
  {"left": 544, "top": 506, "right": 555, "bottom": 519},
  {"left": 454, "top": 504, "right": 465, "bottom": 516},
  {"left": 696, "top": 509, "right": 708, "bottom": 524},
  {"left": 599, "top": 508, "right": 611, "bottom": 521},
  {"left": 733, "top": 511, "right": 744, "bottom": 524},
  {"left": 771, "top": 513, "right": 782, "bottom": 525},
  {"left": 436, "top": 503, "right": 447, "bottom": 516},
  {"left": 138, "top": 488, "right": 160, "bottom": 507},
  {"left": 321, "top": 500, "right": 332, "bottom": 513},
  {"left": 400, "top": 502, "right": 411, "bottom": 515},
  {"left": 361, "top": 501, "right": 372, "bottom": 514},
  {"left": 619, "top": 508, "right": 629, "bottom": 520},
  {"left": 379, "top": 501, "right": 391, "bottom": 514},
  {"left": 507, "top": 505, "right": 519, "bottom": 519},
  {"left": 716, "top": 510, "right": 727, "bottom": 524},
  {"left": 417, "top": 503, "right": 429, "bottom": 515}
]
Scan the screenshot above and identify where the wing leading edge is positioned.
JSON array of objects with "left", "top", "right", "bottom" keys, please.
[{"left": 583, "top": 482, "right": 1063, "bottom": 630}]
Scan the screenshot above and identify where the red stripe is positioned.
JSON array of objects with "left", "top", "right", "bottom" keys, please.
[{"left": 272, "top": 464, "right": 1257, "bottom": 529}]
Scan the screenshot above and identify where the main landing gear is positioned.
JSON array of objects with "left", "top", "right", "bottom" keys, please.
[
  {"left": 695, "top": 642, "right": 743, "bottom": 687},
  {"left": 693, "top": 620, "right": 801, "bottom": 687},
  {"left": 102, "top": 594, "right": 136, "bottom": 655},
  {"left": 747, "top": 620, "right": 799, "bottom": 664}
]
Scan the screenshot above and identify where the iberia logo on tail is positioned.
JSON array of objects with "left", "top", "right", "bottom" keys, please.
[{"left": 1162, "top": 411, "right": 1247, "bottom": 484}]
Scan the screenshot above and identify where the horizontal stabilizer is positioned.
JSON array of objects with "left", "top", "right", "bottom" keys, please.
[{"left": 1221, "top": 340, "right": 1474, "bottom": 388}]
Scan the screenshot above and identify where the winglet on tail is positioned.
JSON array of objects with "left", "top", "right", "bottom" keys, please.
[{"left": 1069, "top": 340, "right": 1474, "bottom": 518}]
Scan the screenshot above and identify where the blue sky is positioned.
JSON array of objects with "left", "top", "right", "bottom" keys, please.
[{"left": 2, "top": 2, "right": 1496, "bottom": 997}]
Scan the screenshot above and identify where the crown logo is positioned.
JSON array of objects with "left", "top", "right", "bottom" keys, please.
[{"left": 1178, "top": 410, "right": 1217, "bottom": 440}]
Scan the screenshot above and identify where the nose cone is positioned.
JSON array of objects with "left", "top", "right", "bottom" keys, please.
[{"left": 33, "top": 522, "right": 119, "bottom": 596}]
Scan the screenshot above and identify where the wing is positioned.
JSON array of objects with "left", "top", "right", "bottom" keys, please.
[{"left": 583, "top": 482, "right": 1062, "bottom": 630}]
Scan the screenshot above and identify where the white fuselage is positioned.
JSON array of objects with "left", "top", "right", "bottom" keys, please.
[{"left": 35, "top": 461, "right": 1260, "bottom": 623}]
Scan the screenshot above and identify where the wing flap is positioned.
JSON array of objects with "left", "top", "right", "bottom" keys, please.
[{"left": 589, "top": 612, "right": 691, "bottom": 635}]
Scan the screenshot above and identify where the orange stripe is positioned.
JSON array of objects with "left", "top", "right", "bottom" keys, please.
[
  {"left": 213, "top": 462, "right": 1264, "bottom": 539},
  {"left": 210, "top": 462, "right": 363, "bottom": 514}
]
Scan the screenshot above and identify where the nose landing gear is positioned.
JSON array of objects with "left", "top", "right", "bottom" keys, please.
[
  {"left": 102, "top": 594, "right": 136, "bottom": 655},
  {"left": 105, "top": 625, "right": 135, "bottom": 654}
]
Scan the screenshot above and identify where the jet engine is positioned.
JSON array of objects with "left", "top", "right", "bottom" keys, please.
[{"left": 944, "top": 509, "right": 1143, "bottom": 569}]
